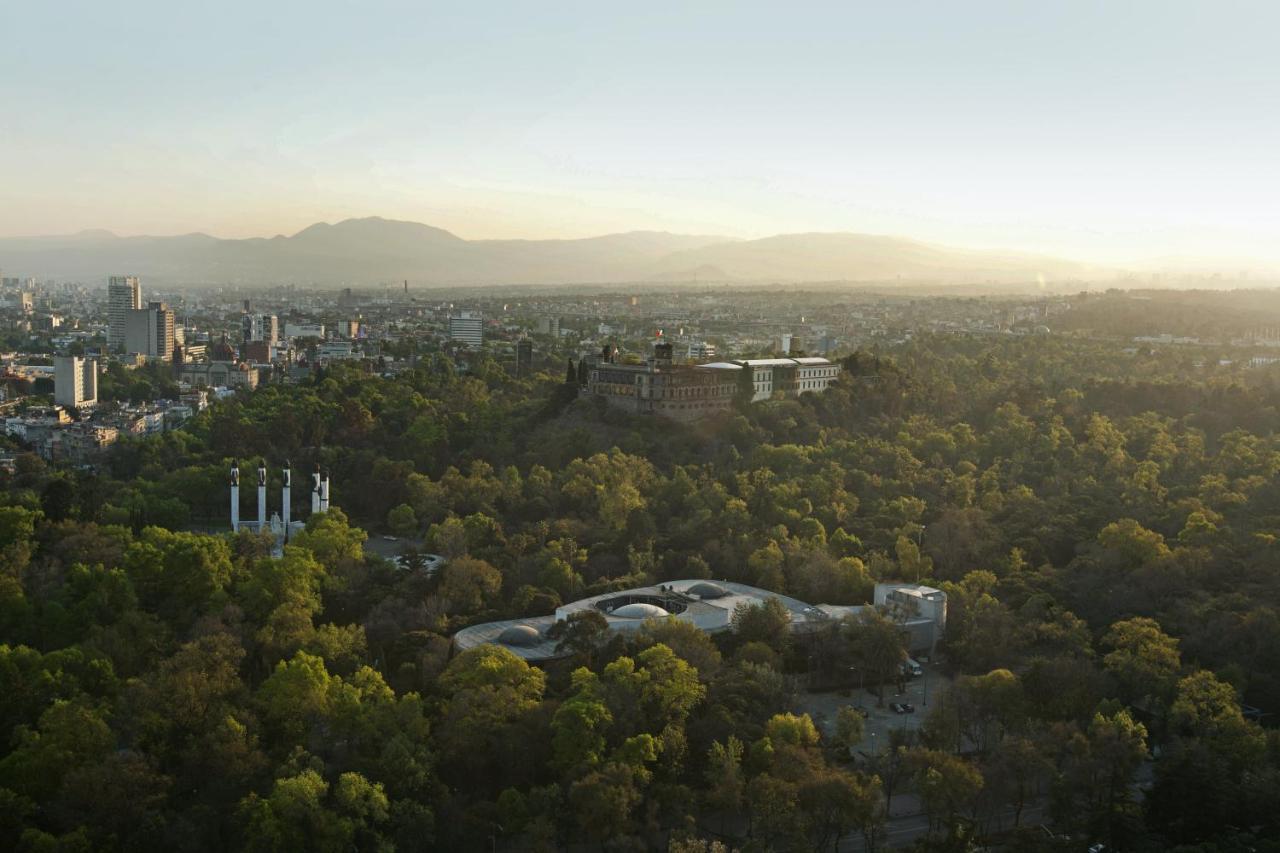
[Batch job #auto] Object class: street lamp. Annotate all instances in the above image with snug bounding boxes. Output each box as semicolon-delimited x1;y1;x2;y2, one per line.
849;665;864;694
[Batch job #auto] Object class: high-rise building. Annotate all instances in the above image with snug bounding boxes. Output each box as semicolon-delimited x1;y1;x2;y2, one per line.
449;311;484;348
54;356;97;408
108;276;142;351
125;301;175;359
516;338;533;377
242;313;279;345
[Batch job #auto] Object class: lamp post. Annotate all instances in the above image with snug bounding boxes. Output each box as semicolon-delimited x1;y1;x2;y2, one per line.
849;665;864;694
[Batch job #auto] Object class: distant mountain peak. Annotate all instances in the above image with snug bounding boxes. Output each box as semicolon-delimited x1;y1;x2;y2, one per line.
290;217;463;243
0;218;1101;286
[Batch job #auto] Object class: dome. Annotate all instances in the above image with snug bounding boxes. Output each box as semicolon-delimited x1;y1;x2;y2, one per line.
686;582;728;599
497;624;542;646
612;602;670;619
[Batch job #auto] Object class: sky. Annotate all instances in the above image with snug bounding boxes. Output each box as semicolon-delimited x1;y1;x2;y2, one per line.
2;1;1279;266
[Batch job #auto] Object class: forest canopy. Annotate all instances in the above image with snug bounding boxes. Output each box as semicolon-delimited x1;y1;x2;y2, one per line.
2;332;1280;851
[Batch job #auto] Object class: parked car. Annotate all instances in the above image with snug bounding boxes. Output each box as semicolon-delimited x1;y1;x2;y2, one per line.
901;702;915;713
889;703;908;714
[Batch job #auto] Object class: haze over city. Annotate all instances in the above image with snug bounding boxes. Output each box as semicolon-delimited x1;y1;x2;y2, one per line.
4;1;1279;270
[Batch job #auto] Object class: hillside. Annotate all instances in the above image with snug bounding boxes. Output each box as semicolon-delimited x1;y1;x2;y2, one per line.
0;217;1099;286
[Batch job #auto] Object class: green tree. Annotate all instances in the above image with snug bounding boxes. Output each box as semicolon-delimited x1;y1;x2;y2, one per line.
386;503;418;538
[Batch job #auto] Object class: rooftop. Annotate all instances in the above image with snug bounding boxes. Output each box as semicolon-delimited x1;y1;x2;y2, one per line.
453;579;837;662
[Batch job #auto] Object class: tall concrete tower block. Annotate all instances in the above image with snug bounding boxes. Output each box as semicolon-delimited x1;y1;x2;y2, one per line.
230;461;240;532
257;461;267;529
281;461;292;534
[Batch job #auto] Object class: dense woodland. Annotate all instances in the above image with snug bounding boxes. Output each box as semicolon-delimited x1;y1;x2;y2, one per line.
4;329;1280;851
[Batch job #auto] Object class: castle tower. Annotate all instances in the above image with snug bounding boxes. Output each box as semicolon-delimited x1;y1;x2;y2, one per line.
312;464;322;515
320;469;331;513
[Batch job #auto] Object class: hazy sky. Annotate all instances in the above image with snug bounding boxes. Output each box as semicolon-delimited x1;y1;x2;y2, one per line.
3;1;1279;265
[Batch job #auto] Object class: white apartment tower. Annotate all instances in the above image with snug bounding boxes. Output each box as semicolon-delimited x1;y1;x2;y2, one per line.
108;276;142;351
54;356;98;408
449;311;484;348
242;313;280;345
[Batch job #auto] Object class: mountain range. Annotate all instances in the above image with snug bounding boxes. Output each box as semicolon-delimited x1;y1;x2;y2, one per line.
0;217;1101;287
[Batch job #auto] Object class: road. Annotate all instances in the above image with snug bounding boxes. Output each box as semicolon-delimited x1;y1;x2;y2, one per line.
836;802;1050;851
363;535;422;560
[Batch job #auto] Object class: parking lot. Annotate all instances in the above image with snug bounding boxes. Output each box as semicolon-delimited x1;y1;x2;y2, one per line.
792;662;952;754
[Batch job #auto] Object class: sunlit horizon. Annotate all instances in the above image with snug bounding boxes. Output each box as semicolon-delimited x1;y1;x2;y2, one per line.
4;1;1280;269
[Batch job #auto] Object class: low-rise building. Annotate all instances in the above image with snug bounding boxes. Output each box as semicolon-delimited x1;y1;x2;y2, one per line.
54;423;119;462
455;578;947;664
179;361;259;390
701;356;842;402
454;580;829;662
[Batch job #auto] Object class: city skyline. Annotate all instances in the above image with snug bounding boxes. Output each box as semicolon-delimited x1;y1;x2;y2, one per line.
4;2;1279;267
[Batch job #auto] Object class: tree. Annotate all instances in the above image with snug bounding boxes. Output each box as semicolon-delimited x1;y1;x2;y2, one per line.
435;645;545;783
292;508;367;567
842;611;906;706
924;668;1025;755
637;617;722;680
731;597;792;655
551;668;612;774
1168;669;1264;768
633;643;706;727
238;769;352;853
569;762;643;845
832;706;865;756
985;735;1050;828
40;478;75;523
386;503;418;538
909;748;984;840
1102;616;1181;710
546;609;609;667
798;768;884;853
1083;709;1148;847
704;737;745;826
436;555;502;615
256;651;335;745
746;772;802;849
0;700;114;801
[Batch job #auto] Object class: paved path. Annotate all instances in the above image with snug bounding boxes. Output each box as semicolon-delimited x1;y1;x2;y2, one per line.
837;802;1050;851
